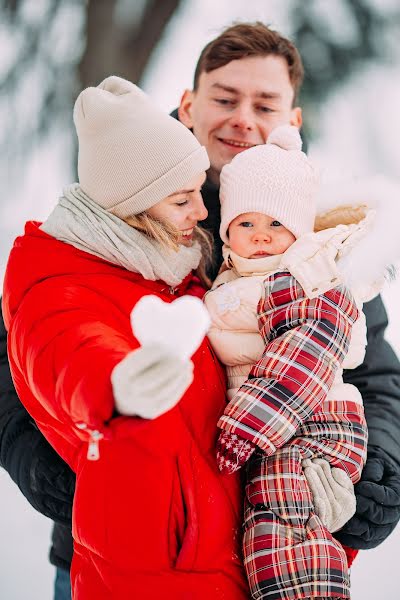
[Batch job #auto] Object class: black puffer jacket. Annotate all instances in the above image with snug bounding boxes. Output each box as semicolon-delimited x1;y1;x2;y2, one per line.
0;308;74;569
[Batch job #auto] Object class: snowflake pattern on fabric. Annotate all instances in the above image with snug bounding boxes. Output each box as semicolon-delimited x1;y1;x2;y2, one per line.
214;288;241;315
216;431;256;473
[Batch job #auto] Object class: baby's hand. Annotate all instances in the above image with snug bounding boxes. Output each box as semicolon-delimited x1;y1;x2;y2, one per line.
216;431;256;474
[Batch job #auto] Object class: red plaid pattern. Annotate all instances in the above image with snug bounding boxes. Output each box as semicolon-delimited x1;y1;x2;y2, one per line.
292;395;367;483
243;447;351;600
216;273;366;599
218;273;359;455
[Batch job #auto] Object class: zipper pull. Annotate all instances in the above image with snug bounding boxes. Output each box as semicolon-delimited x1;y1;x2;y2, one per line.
87;430;103;461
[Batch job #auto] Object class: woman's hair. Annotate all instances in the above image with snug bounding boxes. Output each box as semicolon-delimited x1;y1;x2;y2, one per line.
125;212;214;289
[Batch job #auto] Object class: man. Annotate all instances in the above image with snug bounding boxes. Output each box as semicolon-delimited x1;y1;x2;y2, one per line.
175;22;400;554
1;21;400;599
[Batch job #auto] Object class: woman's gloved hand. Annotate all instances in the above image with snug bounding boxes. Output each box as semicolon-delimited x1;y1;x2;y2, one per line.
111;344;194;419
112;294;211;419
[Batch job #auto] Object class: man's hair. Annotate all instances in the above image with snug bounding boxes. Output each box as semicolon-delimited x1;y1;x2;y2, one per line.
193;22;304;104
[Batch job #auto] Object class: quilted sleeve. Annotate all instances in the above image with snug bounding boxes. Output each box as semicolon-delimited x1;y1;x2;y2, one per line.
7;277;139;436
218;272;359;453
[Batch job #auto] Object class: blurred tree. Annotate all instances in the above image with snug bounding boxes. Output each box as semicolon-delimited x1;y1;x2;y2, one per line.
290;0;400;135
0;0;182;168
1;0;399;165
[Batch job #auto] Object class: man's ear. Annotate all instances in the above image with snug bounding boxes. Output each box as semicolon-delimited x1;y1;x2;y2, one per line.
178;89;195;129
290;107;302;129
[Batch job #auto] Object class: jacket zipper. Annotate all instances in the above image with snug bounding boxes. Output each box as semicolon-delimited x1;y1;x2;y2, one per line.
87;430;104;461
75;422;104;461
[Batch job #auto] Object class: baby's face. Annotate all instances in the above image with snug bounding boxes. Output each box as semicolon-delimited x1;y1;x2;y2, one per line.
228;212;296;259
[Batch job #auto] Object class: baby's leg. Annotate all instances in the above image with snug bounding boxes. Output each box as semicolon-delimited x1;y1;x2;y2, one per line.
243;446;350;600
293;384;368;484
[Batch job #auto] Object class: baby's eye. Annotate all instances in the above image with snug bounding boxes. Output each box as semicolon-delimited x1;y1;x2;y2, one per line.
239;221;253;228
176;199;189;206
271;220;282;227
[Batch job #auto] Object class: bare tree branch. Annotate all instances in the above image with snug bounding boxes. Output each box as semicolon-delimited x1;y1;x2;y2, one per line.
78;0;182;88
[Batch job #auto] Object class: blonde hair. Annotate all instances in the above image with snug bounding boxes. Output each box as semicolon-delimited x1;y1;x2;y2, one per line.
124;212;214;289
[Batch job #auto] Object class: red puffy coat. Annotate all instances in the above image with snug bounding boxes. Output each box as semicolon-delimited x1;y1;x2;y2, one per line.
2;222;249;600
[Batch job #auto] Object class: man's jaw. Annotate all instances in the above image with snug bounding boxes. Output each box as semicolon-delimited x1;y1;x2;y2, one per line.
208;137;262;183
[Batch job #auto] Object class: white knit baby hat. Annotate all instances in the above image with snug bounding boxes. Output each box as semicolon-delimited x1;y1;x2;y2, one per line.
73;76;210;218
219;125;319;243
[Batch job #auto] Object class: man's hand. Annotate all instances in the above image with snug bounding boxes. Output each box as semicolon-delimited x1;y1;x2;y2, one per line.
335;447;400;548
216;431;256;474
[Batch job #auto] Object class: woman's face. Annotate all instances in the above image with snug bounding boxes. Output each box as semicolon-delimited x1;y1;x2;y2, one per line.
147;172;208;245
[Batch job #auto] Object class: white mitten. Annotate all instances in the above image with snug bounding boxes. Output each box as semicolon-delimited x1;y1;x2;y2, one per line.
302;458;356;532
280;226;354;298
111;295;210;419
111;344;194;418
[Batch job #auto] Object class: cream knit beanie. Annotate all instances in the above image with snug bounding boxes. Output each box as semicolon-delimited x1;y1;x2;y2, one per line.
219;125;319;243
73;76;209;218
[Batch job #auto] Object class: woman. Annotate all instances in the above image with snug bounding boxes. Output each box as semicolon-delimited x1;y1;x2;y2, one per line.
2;76;249;599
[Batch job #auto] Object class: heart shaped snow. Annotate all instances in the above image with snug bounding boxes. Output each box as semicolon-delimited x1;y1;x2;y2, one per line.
131;295;211;360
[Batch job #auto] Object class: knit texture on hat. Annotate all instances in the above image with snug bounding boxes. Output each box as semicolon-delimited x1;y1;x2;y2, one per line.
219;125;319;243
73;76;209;218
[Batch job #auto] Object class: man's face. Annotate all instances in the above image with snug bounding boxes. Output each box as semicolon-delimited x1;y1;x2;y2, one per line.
179;55;302;183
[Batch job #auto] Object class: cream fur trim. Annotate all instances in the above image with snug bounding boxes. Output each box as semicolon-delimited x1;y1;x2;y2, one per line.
316;175;400;296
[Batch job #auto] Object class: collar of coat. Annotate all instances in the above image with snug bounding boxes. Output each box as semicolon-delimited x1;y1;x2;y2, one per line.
222;246;282;277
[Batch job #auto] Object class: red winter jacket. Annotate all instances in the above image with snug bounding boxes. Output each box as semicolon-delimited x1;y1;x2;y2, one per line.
2;222;249;600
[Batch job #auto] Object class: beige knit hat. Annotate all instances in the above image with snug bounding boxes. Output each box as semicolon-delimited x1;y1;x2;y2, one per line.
219;125;319;243
73;76;209;218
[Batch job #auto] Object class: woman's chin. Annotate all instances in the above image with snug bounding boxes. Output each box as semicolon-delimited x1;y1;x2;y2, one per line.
179;238;193;248
179;235;194;247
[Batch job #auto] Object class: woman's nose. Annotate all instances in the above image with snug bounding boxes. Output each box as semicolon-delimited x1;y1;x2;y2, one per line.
193;196;208;222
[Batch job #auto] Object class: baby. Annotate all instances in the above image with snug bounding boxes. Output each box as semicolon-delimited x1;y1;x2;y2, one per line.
204;125;368;600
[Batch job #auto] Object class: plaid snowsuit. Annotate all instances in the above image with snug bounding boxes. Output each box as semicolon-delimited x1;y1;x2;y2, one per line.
206;267;368;600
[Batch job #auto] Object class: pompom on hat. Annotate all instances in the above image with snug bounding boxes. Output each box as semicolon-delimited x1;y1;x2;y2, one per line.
73;76;209;218
219;125;319;243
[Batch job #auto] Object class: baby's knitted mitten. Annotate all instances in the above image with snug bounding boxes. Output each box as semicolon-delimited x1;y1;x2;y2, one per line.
216;431;256;474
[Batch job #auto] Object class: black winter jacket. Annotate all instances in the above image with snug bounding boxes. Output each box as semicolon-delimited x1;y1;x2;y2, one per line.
1;177;400;572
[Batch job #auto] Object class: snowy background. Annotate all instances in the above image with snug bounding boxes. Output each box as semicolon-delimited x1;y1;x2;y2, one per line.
1;1;400;598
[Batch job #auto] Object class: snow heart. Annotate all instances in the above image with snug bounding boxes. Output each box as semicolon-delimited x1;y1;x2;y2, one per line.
131;295;211;361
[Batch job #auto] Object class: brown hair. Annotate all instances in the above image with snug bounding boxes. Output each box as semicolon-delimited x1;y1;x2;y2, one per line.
125;212;214;289
193;22;304;104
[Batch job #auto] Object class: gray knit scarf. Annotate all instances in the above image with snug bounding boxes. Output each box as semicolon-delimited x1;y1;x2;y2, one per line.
40;184;202;287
